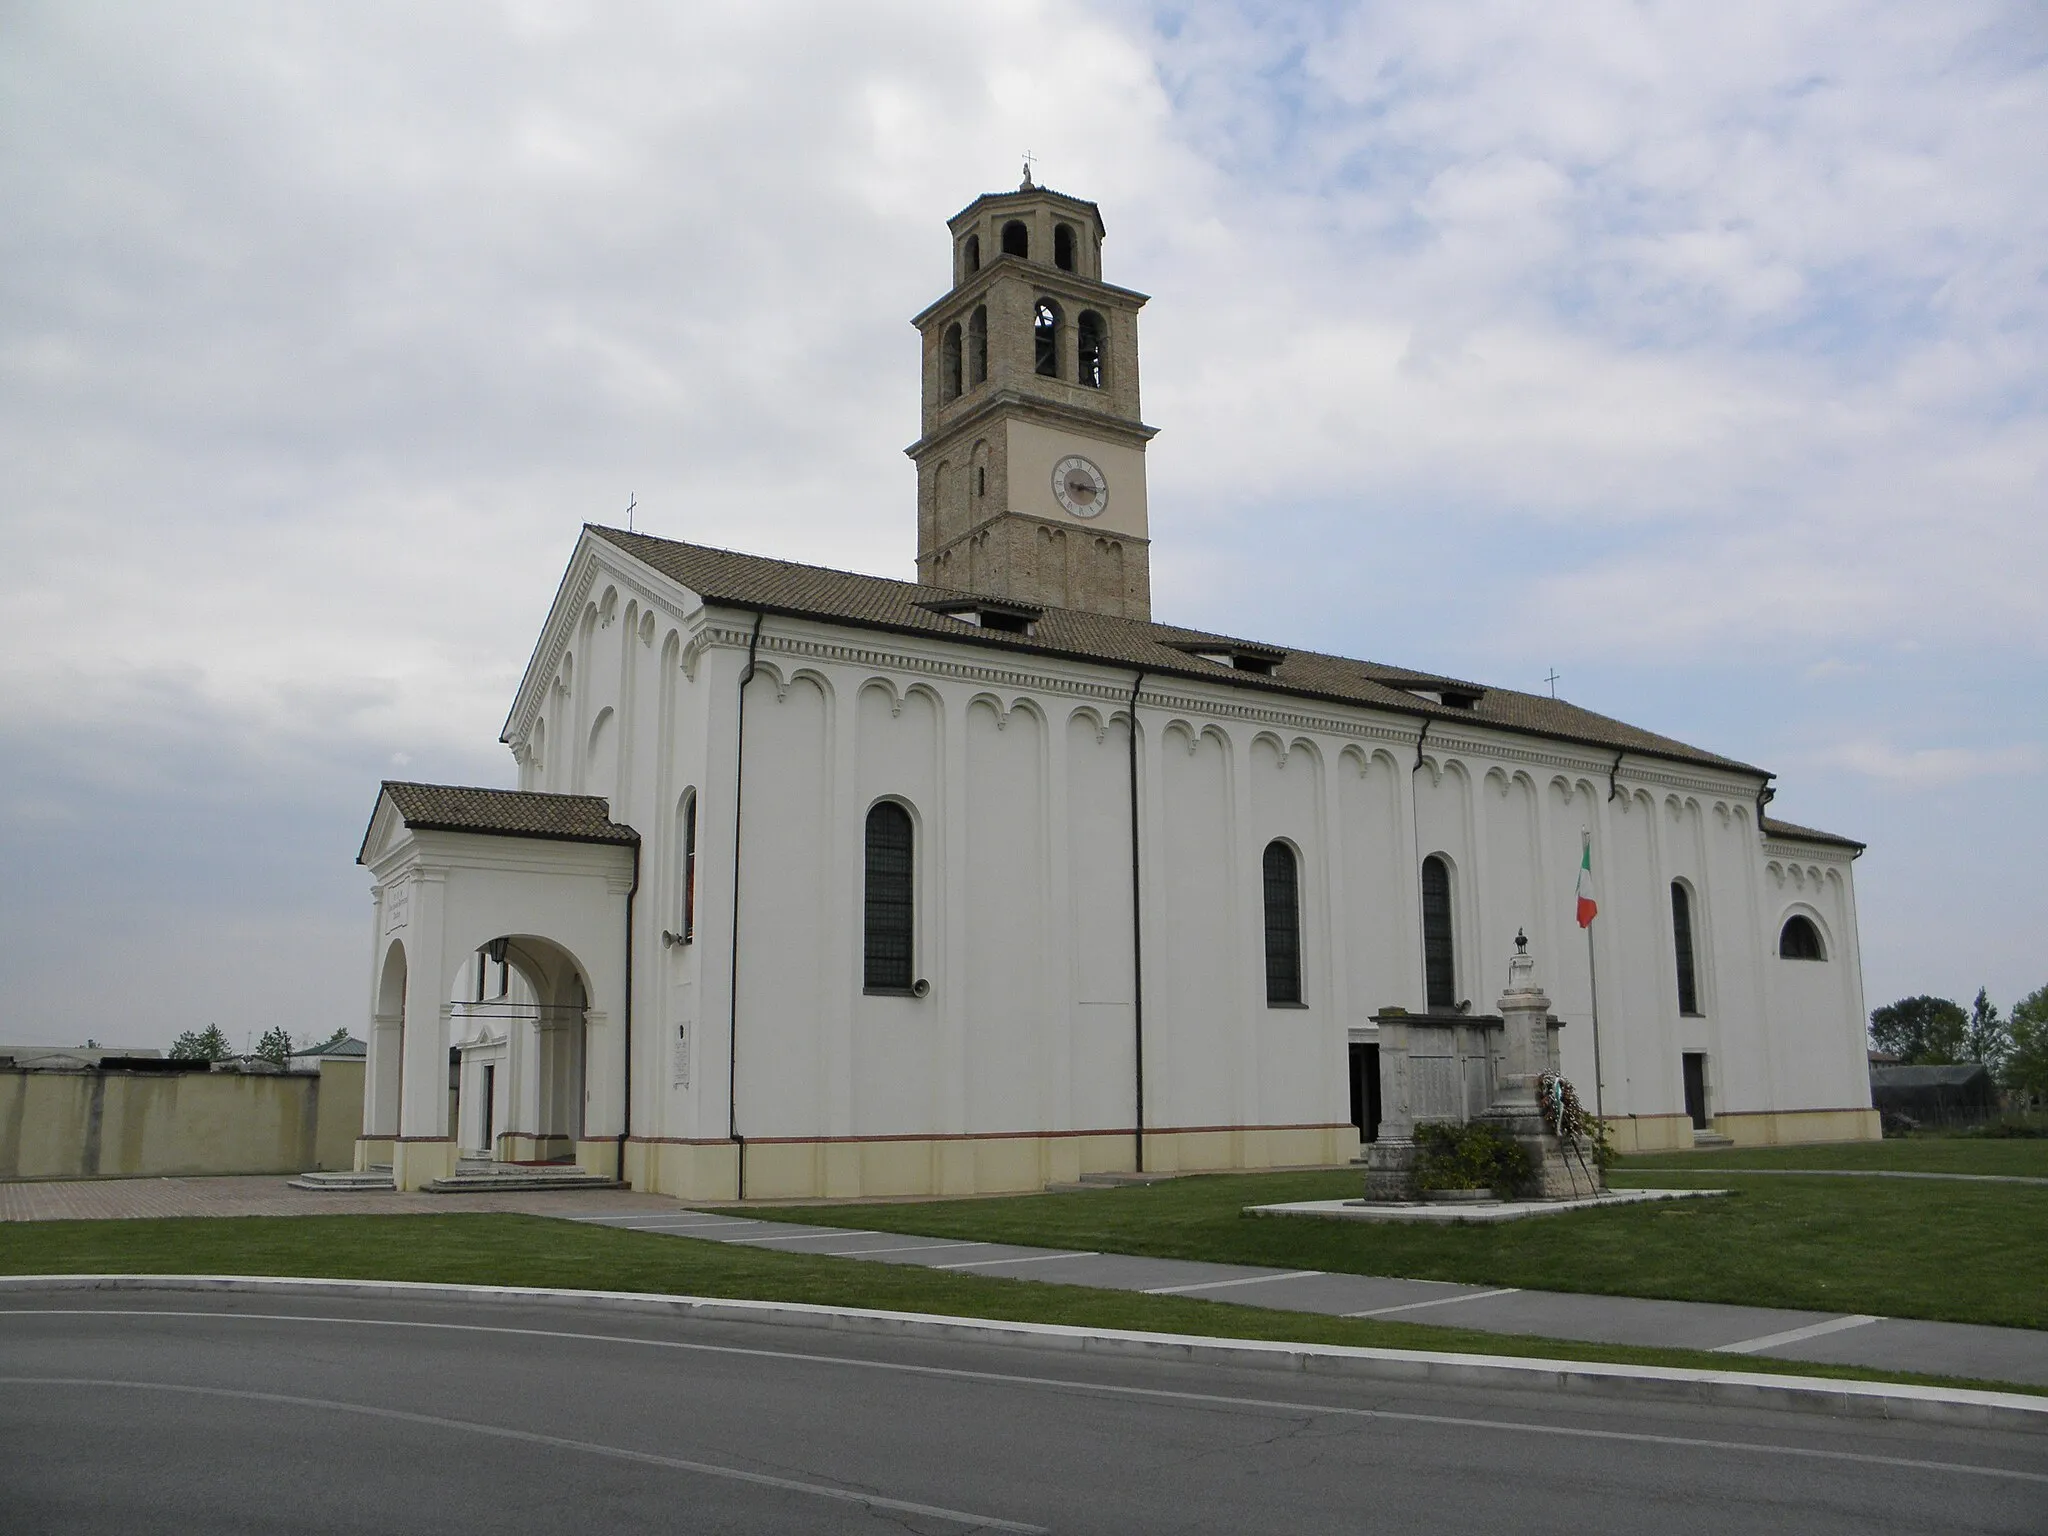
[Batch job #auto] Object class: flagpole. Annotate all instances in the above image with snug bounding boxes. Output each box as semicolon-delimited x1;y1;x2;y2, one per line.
1581;827;1607;1125
1587;920;1606;1126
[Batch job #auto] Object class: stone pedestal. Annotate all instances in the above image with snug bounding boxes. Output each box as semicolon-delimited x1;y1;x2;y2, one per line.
1478;941;1601;1199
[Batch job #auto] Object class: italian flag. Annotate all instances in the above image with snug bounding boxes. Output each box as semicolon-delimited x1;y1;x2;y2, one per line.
1575;833;1599;928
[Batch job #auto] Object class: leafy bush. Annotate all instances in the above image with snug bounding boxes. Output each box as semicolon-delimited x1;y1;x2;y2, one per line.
1412;1121;1536;1196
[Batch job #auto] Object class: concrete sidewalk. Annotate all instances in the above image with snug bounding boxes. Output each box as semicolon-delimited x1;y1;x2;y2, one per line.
570;1207;2048;1388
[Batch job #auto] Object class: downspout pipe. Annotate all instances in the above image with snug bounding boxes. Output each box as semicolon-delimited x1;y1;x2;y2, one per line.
615;839;640;1184
727;611;765;1200
1127;671;1146;1173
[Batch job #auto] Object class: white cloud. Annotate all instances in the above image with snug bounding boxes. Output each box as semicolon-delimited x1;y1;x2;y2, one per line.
1;0;2044;1037
1800;740;2046;787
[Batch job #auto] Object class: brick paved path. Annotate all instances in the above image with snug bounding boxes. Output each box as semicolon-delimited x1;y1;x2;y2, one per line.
0;1175;683;1223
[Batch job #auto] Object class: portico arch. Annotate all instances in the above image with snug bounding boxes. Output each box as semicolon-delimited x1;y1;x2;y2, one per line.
449;933;595;1164
359;782;639;1189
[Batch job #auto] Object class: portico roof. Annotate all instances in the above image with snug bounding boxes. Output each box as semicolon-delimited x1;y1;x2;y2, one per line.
358;781;639;864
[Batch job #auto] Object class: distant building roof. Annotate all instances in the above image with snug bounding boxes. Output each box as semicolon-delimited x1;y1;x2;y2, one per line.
1870;1063;1994;1089
362;782;639;863
291;1036;366;1062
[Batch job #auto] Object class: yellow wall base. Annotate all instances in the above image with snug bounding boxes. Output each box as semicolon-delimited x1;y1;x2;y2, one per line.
391;1138;456;1191
1711;1108;1882;1146
499;1133;575;1164
354;1136;395;1173
626;1124;1364;1202
1603;1115;1696;1155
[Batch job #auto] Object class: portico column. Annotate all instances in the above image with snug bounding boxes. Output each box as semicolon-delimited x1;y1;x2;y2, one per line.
392;869;457;1191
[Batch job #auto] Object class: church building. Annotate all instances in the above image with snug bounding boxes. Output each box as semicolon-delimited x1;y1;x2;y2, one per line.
357;176;1878;1197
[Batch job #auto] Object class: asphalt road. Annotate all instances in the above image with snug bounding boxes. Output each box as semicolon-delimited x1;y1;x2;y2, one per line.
1;1289;2042;1534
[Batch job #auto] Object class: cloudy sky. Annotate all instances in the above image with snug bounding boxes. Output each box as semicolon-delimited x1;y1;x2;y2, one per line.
3;1;2043;1052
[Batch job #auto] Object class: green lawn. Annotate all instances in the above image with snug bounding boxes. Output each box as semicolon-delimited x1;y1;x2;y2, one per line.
1622;1137;2048;1177
738;1164;2048;1330
0;1211;2032;1396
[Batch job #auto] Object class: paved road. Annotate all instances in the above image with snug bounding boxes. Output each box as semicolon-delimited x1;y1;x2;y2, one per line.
572;1209;2048;1387
1;1287;2041;1534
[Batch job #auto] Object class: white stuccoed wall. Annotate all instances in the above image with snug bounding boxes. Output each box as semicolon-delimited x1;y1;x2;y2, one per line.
464;532;1875;1197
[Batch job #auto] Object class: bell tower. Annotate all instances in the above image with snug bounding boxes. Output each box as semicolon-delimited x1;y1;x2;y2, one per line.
907;171;1156;620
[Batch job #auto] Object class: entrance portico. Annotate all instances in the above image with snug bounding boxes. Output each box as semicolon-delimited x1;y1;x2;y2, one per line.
357;783;638;1191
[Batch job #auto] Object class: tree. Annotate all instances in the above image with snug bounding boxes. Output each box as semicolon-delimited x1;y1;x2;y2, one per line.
2007;985;2048;1103
169;1024;233;1062
1869;995;1968;1064
253;1026;296;1067
1965;987;2011;1073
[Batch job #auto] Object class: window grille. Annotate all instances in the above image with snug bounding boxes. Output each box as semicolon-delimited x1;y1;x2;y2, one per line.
1263;841;1302;1006
1779;914;1825;960
864;801;915;991
1671;882;1700;1015
1421;855;1456;1010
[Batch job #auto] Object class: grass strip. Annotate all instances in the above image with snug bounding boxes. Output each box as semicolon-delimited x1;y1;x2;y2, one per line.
1621;1140;2048;1177
736;1167;2048;1330
0;1211;2036;1399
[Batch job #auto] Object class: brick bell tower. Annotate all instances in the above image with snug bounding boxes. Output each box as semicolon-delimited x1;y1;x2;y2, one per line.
907;168;1157;620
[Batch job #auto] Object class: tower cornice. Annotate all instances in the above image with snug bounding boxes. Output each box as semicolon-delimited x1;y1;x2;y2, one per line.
904;388;1159;461
910;255;1149;329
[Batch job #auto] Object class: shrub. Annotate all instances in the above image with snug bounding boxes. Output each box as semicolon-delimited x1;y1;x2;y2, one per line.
1412;1121;1536;1197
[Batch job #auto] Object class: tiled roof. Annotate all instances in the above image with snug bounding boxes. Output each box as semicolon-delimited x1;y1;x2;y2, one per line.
591;526;1768;777
371;781;639;856
1761;815;1865;851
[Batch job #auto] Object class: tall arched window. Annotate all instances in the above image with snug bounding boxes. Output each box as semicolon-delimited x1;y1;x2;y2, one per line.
1002;219;1029;258
1263;841;1302;1006
962;233;981;275
864;801;915;992
941;323;962;402
1034;298;1062;378
1077;311;1105;389
1421;855;1456;1011
1779;914;1825;961
1054;222;1076;270
677;789;698;943
1671;881;1699;1015
967;305;987;386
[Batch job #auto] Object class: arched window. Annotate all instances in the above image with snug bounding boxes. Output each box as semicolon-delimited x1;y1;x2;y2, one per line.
941;323;962;402
1263;841;1302;1006
1054;222;1075;271
1077;311;1105;389
1421;855;1456;1010
962;233;980;275
1671;881;1700;1015
1002;219;1029;258
678;789;698;943
967;306;987;386
1034;298;1062;378
1779;914;1825;961
864;801;915;992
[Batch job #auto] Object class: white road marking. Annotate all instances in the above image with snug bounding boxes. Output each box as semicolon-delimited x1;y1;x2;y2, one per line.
1143;1270;1323;1296
3;1376;1046;1532
586;1219;757;1233
723;1230;889;1246
1344;1287;1521;1318
813;1241;993;1257
7;1310;2040;1486
932;1251;1097;1270
1714;1315;1885;1355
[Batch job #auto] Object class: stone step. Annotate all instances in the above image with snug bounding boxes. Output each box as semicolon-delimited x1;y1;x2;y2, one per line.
1692;1130;1735;1148
289;1170;397;1191
1043;1170;1182;1193
423;1168;621;1193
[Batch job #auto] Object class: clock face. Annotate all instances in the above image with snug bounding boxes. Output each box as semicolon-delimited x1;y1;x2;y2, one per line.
1052;455;1108;518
